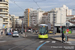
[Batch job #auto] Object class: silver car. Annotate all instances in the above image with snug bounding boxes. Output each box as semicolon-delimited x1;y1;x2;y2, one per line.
12;31;19;37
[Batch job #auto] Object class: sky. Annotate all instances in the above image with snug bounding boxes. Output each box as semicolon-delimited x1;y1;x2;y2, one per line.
9;0;75;16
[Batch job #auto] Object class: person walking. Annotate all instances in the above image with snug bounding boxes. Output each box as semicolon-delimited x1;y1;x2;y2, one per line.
62;30;65;43
36;30;38;34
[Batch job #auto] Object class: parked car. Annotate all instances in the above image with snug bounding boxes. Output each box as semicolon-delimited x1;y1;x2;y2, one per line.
6;32;12;35
48;30;53;34
27;29;31;32
12;31;19;37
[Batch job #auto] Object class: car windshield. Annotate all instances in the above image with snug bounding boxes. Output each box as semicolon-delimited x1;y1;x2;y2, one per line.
13;32;18;34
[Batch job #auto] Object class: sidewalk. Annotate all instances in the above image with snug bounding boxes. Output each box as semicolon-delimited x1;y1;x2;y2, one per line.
20;32;28;37
49;33;75;44
0;34;6;38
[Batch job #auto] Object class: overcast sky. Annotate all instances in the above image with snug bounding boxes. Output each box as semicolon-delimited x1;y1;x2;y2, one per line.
9;0;75;16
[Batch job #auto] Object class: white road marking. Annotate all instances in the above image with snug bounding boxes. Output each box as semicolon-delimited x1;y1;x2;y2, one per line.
46;41;50;43
0;41;6;43
39;40;44;43
52;41;56;43
64;41;72;44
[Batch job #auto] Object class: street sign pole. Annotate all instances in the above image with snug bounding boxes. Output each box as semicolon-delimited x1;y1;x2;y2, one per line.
66;23;69;41
22;19;23;34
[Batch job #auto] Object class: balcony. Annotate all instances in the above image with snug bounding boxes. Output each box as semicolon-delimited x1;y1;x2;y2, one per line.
0;11;8;14
3;16;8;18
0;1;8;4
0;15;8;17
3;21;8;23
0;6;8;9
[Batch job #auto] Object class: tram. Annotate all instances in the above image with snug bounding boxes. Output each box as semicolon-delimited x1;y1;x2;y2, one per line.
38;24;48;38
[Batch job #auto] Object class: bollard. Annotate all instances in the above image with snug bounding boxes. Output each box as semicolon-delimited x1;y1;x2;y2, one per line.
67;36;68;41
65;36;68;41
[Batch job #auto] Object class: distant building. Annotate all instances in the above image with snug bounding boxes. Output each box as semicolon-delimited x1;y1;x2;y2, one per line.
24;8;32;27
24;8;45;27
48;5;72;26
10;15;21;29
47;5;72;33
41;12;48;24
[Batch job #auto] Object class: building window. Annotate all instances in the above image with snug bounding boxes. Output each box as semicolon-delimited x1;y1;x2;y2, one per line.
0;0;5;2
0;0;2;1
0;9;2;12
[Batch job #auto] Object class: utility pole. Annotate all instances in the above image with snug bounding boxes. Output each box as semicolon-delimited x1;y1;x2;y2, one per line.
25;24;27;37
22;18;23;34
16;18;17;29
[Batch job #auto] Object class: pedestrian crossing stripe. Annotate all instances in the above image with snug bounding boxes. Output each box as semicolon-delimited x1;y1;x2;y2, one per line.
52;41;56;43
39;40;44;43
39;41;56;43
46;41;50;43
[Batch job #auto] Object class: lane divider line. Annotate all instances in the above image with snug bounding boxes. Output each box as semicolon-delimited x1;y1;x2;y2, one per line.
36;42;46;50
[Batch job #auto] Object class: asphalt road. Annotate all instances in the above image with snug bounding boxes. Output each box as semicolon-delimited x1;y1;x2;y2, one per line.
0;32;75;50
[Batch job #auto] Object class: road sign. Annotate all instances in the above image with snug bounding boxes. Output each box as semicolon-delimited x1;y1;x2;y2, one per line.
66;29;69;32
3;24;6;28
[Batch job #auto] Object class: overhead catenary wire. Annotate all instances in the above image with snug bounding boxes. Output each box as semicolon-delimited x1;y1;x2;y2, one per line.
33;0;41;9
10;0;24;11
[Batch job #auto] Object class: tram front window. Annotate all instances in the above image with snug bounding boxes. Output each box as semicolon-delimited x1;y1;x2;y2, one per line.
39;27;47;35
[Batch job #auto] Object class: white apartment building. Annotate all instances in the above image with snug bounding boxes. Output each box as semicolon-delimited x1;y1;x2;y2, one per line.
48;5;72;26
47;5;72;33
29;9;45;27
0;0;10;28
0;16;3;29
24;8;45;27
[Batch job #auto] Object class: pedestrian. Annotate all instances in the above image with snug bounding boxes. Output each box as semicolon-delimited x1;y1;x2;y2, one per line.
1;31;3;35
31;29;32;33
62;30;65;43
36;30;38;34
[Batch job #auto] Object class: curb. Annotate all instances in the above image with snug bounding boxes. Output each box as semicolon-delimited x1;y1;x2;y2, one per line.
50;37;62;42
50;37;72;44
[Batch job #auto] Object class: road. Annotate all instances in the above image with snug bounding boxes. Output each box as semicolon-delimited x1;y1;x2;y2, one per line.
0;32;75;50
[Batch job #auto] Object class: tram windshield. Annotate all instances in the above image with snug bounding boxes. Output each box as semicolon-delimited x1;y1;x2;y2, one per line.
39;26;47;34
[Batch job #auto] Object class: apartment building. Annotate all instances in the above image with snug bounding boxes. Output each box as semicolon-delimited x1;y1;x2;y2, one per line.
24;8;45;27
48;5;72;26
41;12;48;24
29;9;44;27
24;8;33;27
10;15;21;29
0;16;3;29
14;16;19;28
47;5;72;33
0;0;10;28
